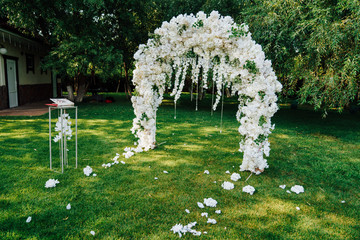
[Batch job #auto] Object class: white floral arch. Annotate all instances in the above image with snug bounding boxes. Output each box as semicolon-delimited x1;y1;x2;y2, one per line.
126;11;282;174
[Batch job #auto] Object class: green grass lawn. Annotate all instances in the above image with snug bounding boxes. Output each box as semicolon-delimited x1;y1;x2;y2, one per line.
0;93;359;239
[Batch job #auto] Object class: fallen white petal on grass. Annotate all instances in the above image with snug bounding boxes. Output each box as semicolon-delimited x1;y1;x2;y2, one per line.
26;216;32;223
154;177;158;180
121;161;126;164
296;207;300;211
90;230;95;236
204;198;217;207
201;212;208;217
242;185;256;195
197;202;205;208
215;210;221;214
83;166;93;176
225;170;230;174
291;185;305;194
191;231;201;236
123;151;134;159
213;181;217;183
185;209;190;214
163;171;169;174
279;185;286;189
221;181;234;190
207;218;217;224
204;170;210;174
93;173;97;177
171;224;183;237
203;231;207;234
230;173;241;181
45;179;60;188
66;203;71;210
171;222;200;238
341;200;346;203
286;190;291;194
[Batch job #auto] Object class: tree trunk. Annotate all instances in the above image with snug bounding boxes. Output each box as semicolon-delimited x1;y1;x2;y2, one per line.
67;85;75;102
75;73;89;103
116;67;123;93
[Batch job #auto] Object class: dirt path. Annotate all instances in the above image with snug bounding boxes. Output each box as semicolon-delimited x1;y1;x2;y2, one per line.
0;101;51;116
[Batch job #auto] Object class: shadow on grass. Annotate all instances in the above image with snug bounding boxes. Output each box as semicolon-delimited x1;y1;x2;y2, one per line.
0;93;359;239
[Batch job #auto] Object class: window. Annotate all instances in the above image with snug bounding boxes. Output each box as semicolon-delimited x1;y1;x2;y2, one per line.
26;54;35;74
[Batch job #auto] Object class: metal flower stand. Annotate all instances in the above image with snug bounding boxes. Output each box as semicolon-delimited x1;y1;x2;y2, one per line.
49;106;78;173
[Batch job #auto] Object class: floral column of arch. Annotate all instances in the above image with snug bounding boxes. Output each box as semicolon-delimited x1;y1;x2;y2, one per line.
127;11;282;174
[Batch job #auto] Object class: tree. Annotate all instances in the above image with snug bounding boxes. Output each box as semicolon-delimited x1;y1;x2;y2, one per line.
243;0;360;114
1;0;123;102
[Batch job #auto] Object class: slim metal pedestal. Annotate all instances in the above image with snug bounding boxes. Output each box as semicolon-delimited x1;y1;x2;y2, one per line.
49;106;78;173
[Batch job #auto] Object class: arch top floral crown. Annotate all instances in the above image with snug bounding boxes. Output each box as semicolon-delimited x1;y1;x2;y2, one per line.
125;11;282;174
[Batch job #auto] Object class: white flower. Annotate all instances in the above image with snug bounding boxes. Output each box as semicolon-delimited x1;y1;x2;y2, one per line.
296;207;300;211
163;171;169;174
90;230;95;236
83;166;93;176
197;202;205;208
171;222;199;237
45;179;60;188
129;11;281;174
123;151;134;159
171;224;183;237
279;185;286;189
201;212;208;217
207;218;217;224
26;216;32;223
185;209;190;214
230;173;241;181
204;170;209;174
204;198;217;207
291;185;304;194
66;203;71;210
221;181;234;190
215;210;221;214
242;185;256;195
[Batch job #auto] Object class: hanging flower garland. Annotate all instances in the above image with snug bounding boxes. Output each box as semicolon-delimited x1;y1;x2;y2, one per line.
128;11;282;174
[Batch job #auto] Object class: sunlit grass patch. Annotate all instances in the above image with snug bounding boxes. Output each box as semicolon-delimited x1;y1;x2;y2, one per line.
0;93;359;239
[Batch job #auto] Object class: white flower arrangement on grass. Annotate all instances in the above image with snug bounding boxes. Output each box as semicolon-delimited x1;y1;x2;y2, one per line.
45;179;60;188
230;173;241;181
291;185;305;194
126;10;281;174
242;185;256;195
171;222;201;237
207;218;217;224
203;198;217;207
83;166;93;176
221;181;234;190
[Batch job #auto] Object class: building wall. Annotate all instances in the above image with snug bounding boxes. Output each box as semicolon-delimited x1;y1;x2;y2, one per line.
0;34;53;109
